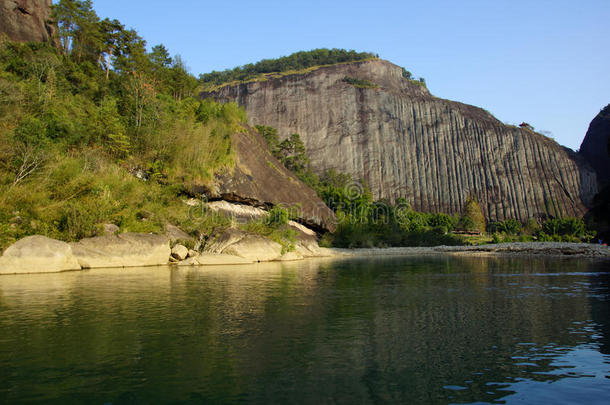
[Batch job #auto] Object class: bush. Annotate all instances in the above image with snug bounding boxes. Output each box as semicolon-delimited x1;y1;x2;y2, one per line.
264;206;290;228
458;197;486;233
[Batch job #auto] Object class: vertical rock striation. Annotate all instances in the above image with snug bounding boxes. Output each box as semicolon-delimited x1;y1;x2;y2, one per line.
203;59;597;221
0;0;59;46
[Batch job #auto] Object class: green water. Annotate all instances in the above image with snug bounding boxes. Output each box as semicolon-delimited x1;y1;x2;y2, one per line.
0;256;609;404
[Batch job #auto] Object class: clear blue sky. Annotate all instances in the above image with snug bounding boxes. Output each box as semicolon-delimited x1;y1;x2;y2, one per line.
87;0;609;150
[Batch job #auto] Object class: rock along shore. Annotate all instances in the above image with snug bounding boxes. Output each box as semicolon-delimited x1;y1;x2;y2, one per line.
331;242;610;259
1;236;608;275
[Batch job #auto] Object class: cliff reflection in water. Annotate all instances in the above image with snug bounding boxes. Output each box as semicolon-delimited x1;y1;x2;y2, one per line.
0;256;608;404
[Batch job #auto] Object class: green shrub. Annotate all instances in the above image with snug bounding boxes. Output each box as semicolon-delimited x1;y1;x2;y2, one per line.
342;76;378;89
264;206;290;228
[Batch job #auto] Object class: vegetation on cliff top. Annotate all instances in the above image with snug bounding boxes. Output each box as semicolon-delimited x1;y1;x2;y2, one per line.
200;48;378;89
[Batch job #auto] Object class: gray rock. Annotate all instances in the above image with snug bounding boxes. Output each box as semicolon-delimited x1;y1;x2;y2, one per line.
165;224;193;244
187;249;199;258
70;233;170;269
178;253;254;266
223;235;283;262
103;223;120;235
204;59;597;222
0;235;81;274
171;244;189;261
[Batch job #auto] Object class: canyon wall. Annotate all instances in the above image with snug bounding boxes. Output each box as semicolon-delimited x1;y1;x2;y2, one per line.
203;59;597;221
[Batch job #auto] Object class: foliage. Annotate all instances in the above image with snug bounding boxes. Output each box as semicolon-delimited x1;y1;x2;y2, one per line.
264;206;290;228
457;197;486;233
342;76;378;89
487;219;522;235
200;48;377;86
0;4;249;250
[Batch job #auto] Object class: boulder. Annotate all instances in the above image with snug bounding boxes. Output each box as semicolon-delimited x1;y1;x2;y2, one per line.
171;244;189;261
223;235;284;262
70;233;170;269
178;253;254;266
204;228;283;262
204;228;249;254
103;223;120;235
165;224;193;244
187;249;199;258
0;235;81;274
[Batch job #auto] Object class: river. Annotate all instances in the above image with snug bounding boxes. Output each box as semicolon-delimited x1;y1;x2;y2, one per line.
1;255;609;404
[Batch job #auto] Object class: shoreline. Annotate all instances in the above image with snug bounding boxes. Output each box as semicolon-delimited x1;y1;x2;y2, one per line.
1;241;608;276
330;242;610;260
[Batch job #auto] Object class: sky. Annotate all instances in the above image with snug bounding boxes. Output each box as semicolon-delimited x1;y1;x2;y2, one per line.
85;0;609;150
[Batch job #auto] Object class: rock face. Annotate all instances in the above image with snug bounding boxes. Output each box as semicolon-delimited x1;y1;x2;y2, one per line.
0;235;81;274
580;104;610;187
70;233;170;269
197;128;336;232
0;0;59;45
203;59;598;221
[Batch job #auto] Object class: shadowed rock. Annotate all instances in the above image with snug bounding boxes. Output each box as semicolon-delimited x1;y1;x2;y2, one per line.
580;104;610;187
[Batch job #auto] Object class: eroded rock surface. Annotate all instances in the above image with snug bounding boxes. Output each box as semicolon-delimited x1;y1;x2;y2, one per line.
204;59;597;221
0;235;81;274
196;128;336;232
70;233;170;269
0;0;59;45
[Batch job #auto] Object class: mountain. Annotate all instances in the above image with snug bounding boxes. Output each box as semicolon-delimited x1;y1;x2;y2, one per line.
581;104;610;242
580;104;610;187
202;58;598;221
0;0;59;46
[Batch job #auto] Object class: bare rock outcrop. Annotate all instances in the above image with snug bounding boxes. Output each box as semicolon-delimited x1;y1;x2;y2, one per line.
0;0;59;46
580;104;610;187
195;128;336;232
203;59;597;222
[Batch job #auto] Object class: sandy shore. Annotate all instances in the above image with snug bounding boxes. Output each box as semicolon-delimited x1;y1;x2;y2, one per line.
329;242;610;259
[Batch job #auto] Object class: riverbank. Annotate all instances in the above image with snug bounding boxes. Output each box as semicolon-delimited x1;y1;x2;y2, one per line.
331;242;610;259
2;234;608;275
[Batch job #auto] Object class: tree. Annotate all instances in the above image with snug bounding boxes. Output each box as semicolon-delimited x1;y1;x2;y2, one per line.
149;44;173;68
458;196;486;233
256;125;280;153
53;0;102;61
99;18;124;79
275;133;309;174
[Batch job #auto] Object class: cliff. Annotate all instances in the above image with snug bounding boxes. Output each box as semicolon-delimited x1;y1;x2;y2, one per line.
194;128;336;233
202;59;598;221
0;0;58;46
580;104;610;187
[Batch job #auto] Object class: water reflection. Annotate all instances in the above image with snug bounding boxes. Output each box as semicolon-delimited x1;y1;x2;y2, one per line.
0;256;608;404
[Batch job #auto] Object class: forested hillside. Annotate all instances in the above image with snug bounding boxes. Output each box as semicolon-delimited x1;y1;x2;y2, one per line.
0;0;243;249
